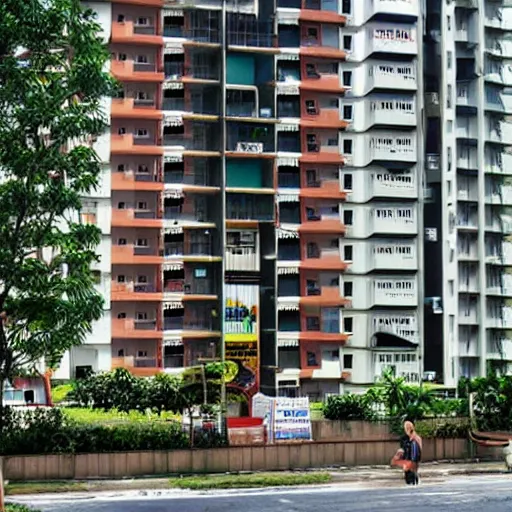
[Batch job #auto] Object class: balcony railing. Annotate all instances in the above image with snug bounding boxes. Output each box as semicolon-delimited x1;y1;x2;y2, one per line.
226;133;274;153
226;194;274;221
164;279;215;295
164;62;184;79
165;170;208;186
278;172;300;188
162;98;185;111
225;245;259;271
134;319;158;330
226;102;257;118
164;355;185;368
163;134;221;152
163;317;217;331
227;28;273;48
277;138;301;153
134;209;157;219
164;241;213;256
133;62;157;73
133;246;156;256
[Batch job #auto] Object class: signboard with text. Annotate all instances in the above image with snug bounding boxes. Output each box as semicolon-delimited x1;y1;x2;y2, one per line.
269;397;312;443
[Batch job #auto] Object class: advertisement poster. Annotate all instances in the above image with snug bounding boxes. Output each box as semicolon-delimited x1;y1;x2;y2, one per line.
270;397;312;442
225;284;259;394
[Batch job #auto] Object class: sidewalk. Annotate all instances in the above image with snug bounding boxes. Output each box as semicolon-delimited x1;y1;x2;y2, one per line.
327;460;507;483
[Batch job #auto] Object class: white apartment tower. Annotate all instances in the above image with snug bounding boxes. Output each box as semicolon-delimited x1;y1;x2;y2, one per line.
424;0;512;385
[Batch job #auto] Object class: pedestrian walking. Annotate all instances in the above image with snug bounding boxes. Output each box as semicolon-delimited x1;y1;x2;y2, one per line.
390;420;422;485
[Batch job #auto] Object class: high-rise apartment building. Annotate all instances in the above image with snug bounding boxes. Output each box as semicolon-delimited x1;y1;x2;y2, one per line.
56;0;427;400
424;0;512;386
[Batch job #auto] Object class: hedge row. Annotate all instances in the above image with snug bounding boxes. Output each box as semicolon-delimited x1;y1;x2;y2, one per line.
0;408;189;456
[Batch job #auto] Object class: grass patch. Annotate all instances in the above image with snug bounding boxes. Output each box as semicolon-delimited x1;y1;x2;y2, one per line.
51;384;73;404
62;407;180;424
6;481;88;496
169;472;332;490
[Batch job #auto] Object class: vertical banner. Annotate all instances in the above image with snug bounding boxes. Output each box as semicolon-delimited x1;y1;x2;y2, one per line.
224;284;259;395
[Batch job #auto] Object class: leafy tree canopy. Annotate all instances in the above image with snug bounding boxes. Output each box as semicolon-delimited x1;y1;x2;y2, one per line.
0;0;116;385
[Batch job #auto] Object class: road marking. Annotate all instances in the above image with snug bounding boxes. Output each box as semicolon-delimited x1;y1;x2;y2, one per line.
279;499;292;503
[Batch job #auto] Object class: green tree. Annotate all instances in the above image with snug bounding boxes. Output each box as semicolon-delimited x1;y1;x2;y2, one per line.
0;0;115;407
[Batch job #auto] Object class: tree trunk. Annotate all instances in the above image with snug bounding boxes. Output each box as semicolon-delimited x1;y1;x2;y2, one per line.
201;364;207;405
188;407;194;448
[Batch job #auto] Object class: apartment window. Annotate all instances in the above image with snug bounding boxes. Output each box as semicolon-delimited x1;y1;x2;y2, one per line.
341;0;352;15
343;105;353;121
343;35;353;52
447;51;452;69
305;63;319;78
117;164;125;172
137;17;150;26
136;238;148;247
327;138;338;146
137;201;148;210
117;14;125;23
343;281;353;297
117;201;126;209
344;317;353;333
136;55;148;64
307;351;318;366
343;174;353;191
449;280;454;297
447;84;452;109
118;53;127;61
330;238;339;248
117;312;126;319
137;350;148;358
136;129;149;138
447;15;451;31
342;71;352;87
343;210;353;225
305;99;317;115
344;245;353;261
343;139;353;155
138;275;148;283
118;127;126;135
118;238;127;245
447;147;453;172
136;312;148;320
117;275;126;283
343;354;353;370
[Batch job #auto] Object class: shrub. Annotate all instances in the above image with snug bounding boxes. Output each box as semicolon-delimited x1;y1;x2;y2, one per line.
51;384;73;404
323;394;375;421
6;506;41;512
0;407;188;456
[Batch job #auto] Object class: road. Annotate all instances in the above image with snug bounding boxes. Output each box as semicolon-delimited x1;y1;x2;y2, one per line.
11;475;512;512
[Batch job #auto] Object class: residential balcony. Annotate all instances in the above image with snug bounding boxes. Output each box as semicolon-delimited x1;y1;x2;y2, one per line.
300;207;345;234
364;60;417;93
301;244;347;271
111;244;162;265
300;285;348;307
163;277;217;299
111;21;163;46
300;106;347;129
370;0;419;18
300;0;347;24
111;282;162;302
456;82;478;109
300;170;345;200
226;15;274;49
226;245;259;272
226;193;275;222
164;169;220;191
163;125;221;154
111;134;163;156
163;315;221;338
111;60;164;83
111;356;161;377
111;317;161;339
162;91;221;117
300;132;344;164
111;169;163;192
111;207;162;228
111;98;162;121
373;279;418;307
226;123;276;157
164;240;217;260
372;314;419;345
163;195;215;225
300;32;346;60
299;314;348;343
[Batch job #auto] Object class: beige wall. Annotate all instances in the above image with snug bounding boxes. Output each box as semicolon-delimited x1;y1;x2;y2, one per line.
2;438;501;481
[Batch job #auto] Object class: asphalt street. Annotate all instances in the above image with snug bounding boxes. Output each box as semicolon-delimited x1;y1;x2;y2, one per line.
11;475;512;512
